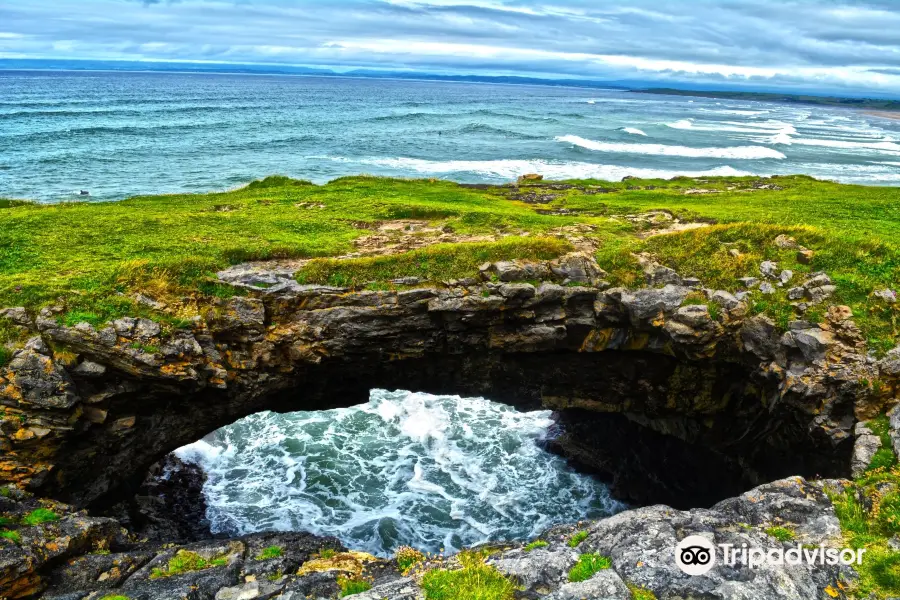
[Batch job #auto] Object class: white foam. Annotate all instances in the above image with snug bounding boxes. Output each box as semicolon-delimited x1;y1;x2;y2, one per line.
178;390;626;557
349;156;755;180
621;127;647;136
771;136;900;153
669;119;796;135
556;134;785;160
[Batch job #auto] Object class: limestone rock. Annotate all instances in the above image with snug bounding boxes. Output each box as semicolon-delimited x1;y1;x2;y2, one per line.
851;422;882;478
774;234;799;249
875;288;897;304
759;282;775;295
759;261;779;279
545;570;630;600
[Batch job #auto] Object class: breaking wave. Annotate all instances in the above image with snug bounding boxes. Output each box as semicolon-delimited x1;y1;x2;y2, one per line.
177;390;625;557
556;134;785;160
339;156;755;180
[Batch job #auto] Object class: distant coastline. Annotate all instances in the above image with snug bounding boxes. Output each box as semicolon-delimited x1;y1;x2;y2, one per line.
638;87;900;111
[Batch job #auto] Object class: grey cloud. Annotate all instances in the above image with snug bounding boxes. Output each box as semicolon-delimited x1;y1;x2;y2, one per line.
2;0;900;93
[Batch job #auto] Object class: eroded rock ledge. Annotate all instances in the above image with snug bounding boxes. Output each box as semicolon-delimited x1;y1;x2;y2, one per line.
0;252;893;511
0;476;856;599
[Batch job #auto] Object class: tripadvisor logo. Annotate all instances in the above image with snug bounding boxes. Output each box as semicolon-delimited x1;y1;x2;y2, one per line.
675;535;866;576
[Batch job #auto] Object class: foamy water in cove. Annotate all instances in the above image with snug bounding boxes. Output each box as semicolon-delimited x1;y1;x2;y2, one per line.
3;69;900;202
175;390;624;557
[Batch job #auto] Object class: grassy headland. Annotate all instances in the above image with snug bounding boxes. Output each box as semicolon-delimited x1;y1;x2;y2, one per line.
0;173;899;356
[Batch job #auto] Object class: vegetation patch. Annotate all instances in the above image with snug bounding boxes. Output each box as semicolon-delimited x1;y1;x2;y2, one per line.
567;553;611;583
395;545;426;573
22;508;59;525
337;574;373;597
567;530;588;548
627;583;658;600
765;526;795;542
149;550;228;579
524;540;548;552
256;545;283;560
421;549;517;600
0;530;21;544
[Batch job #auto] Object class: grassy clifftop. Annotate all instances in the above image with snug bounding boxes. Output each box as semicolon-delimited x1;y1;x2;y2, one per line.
1;173;899;356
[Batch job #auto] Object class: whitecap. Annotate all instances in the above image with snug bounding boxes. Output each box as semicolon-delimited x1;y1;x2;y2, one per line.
556;134;785;160
346;156;755;180
621;127;647;136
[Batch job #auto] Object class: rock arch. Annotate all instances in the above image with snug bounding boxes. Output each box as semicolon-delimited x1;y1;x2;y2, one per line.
0;255;883;509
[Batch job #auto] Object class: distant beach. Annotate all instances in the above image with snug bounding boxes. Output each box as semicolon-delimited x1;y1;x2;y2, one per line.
864;110;900;121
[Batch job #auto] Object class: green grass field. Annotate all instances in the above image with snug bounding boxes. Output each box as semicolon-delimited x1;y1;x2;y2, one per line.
1;173;899;357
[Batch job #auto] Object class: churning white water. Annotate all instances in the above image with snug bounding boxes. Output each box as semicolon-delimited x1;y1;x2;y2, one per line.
176;389;624;556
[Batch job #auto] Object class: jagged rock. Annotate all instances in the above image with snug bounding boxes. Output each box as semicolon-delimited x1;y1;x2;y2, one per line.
741;315;779;360
760;261;779;279
774;234;799;249
482;260;551;283
790;328;836;361
852;422;882;478
550;252;607;286
390;276;421;286
738;277;759;288
759;282;775;295
73;361;106;378
709;290;741;310
779;269;793;284
0;307;30;327
545;570;630;599
133;293;167;311
874;289;897;304
681;277;701;288
619;285;690;326
645;265;682;287
787;287;805;300
797;249;814;264
6;346;79;409
803;272;832;289
807;285;836;304
889;404;900;458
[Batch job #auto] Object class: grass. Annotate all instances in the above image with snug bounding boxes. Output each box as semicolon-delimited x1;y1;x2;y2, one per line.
568;530;588;548
567;553;612;583
316;548;338;559
21;508;58;525
828;414;900;598
149;550;228;579
422;549;517;600
99;596;130;600
0;174;899;354
256;545;283;560
524;540;548;552
0;530;20;543
338;575;373;597
765;526;795;542
296;237;570;288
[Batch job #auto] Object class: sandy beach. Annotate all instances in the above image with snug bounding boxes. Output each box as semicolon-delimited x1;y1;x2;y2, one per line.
864;110;900;121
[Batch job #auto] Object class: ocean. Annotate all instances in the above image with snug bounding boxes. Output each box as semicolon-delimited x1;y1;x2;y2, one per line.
2;69;900;202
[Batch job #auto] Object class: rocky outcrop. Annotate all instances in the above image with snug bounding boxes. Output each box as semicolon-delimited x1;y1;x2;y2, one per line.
0;252;889;511
1;476;855;599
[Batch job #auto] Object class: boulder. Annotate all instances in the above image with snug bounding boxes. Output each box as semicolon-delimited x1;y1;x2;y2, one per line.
851;422;882;478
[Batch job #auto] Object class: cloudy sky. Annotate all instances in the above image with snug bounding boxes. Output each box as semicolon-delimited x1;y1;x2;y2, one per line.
3;0;900;95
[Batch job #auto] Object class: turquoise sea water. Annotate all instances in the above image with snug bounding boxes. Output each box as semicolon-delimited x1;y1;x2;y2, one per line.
2;70;900;202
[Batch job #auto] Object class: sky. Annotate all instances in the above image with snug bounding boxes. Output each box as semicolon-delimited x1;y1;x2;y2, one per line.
3;0;900;95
